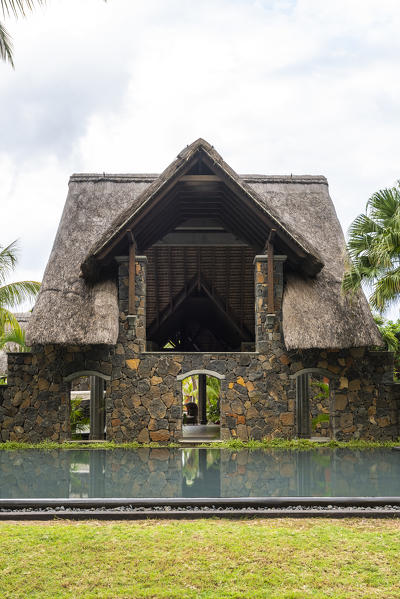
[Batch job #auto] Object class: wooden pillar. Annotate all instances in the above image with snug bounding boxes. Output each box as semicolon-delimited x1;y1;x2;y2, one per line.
90;376;105;440
198;374;207;425
267;241;274;314
296;373;310;438
128;240;136;315
264;229;276;314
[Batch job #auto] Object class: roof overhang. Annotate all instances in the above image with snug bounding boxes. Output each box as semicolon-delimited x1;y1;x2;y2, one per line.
81;139;324;280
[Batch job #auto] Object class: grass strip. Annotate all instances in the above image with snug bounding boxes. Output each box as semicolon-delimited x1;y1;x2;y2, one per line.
0;519;399;598
0;438;399;451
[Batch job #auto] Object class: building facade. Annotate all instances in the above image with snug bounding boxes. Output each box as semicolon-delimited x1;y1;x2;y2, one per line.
1;139;399;442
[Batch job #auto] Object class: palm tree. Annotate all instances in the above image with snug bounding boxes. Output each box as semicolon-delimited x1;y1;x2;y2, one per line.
0;240;40;349
342;185;400;313
0;320;29;351
0;0;45;67
1;0;106;67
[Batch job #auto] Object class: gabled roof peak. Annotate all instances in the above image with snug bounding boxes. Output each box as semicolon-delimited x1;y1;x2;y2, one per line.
177;138;214;158
80;139;324;279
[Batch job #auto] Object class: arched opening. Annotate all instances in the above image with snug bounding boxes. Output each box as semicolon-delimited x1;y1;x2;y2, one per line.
65;371;109;440
179;370;223;440
69;375;90;440
293;368;335;440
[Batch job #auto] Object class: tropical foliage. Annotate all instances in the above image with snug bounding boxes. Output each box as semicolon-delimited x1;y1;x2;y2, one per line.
70;397;90;439
206;376;220;423
0;0;45;67
342;185;400;313
182;375;221;424
1;0;106;67
373;315;400;379
0;240;40;350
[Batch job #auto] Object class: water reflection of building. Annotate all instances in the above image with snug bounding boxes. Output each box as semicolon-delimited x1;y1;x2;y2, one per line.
1;449;400;499
182;449;221;497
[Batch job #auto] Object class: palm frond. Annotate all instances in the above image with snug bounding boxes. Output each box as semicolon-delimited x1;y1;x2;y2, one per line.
342;267;362;294
1;0;45;19
344;185;400;313
0;280;40;309
373;314;400;352
0;20;13;66
0;305;19;336
0;321;29;351
0;241;19;284
369;267;400;312
367;187;400;224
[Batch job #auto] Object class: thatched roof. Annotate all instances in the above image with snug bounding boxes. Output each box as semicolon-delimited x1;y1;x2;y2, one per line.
247;179;382;349
26;176;153;346
26;139;382;349
83;139;323;278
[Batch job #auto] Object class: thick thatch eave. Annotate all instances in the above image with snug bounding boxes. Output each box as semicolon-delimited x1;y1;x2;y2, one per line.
247;178;383;349
81;139;324;278
26;177;151;346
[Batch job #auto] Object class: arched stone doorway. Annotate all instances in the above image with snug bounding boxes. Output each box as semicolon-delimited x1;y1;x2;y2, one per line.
64;370;110;440
291;368;339;439
177;369;225;441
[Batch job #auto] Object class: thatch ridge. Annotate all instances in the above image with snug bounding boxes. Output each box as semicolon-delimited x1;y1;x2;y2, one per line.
70;173;328;185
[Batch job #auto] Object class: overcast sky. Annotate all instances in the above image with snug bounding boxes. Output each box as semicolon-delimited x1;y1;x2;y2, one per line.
1;0;400;315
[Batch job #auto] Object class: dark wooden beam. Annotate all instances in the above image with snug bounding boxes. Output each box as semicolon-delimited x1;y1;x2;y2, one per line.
200;277;252;341
148;275;199;336
201;153;323;276
168;247;173;311
198;374;207;425
197;249;201;291
180;175;221;183
240;248;245;327
225;248;230;312
266;229;276;314
154;247;160;328
128;236;136;315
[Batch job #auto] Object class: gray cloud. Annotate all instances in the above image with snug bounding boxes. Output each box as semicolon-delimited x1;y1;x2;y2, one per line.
1;0;400;318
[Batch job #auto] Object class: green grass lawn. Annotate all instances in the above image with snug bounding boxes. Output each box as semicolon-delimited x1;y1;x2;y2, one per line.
1;519;399;598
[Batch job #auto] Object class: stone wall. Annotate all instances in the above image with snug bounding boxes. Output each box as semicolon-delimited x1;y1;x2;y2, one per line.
0;251;399;443
0;345;113;442
105;253;400;442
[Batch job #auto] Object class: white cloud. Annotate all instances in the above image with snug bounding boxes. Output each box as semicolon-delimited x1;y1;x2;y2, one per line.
1;0;400;316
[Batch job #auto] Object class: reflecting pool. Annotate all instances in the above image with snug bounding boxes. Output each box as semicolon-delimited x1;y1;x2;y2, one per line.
0;448;399;499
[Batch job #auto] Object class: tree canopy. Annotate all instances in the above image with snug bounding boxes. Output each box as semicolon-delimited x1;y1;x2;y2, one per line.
0;0;45;67
342;185;400;313
0;240;40;350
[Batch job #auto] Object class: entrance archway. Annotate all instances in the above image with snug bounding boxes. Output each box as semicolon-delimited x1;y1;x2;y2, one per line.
64;370;110;440
178;370;225;440
291;368;338;439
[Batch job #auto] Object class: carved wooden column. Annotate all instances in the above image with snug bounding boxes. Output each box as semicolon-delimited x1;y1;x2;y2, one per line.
198;374;207;425
90;375;105;440
296;373;311;438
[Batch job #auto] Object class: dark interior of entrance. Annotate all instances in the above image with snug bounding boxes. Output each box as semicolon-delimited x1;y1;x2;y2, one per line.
142;162;262;351
146;244;256;351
